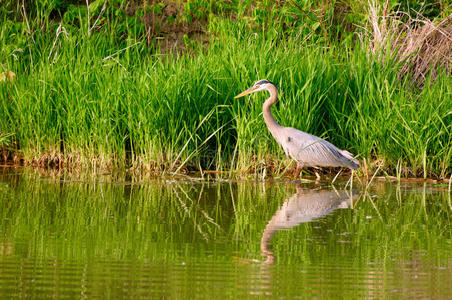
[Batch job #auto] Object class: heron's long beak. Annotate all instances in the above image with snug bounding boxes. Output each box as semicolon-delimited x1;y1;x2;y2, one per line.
234;86;258;98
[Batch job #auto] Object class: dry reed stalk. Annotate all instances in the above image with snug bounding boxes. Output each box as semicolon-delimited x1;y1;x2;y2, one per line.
366;1;451;87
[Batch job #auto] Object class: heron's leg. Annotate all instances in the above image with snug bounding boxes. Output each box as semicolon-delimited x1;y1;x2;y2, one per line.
294;164;303;178
314;170;321;180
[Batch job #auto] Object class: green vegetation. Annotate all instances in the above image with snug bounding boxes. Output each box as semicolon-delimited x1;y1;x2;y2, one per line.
0;170;451;299
1;170;451;264
0;1;451;178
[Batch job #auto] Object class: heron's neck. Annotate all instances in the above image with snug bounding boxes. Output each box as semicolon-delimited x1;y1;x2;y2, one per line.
263;85;282;135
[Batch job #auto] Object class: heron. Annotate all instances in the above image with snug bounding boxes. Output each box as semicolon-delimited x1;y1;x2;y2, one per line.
234;79;359;178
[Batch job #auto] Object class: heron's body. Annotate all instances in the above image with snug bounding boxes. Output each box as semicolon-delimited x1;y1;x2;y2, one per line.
274;127;359;169
235;80;359;176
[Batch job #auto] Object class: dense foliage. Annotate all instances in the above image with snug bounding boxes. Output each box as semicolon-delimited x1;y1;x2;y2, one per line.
0;1;451;178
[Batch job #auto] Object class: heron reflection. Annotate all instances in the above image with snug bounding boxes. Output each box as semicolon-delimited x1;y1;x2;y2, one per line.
261;187;358;264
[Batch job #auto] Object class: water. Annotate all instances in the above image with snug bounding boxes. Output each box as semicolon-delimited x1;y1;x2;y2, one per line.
0;168;451;298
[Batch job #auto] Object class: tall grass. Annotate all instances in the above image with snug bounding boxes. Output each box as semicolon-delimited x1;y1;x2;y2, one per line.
0;8;450;178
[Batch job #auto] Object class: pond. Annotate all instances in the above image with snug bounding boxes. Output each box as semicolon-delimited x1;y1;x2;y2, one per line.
0;167;451;298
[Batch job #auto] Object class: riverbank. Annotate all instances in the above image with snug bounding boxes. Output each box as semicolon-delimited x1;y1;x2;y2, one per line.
0;1;451;179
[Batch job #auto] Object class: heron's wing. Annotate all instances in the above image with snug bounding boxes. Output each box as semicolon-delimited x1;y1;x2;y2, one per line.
281;127;359;168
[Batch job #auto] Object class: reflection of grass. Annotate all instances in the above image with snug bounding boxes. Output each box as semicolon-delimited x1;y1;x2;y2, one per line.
0;170;450;268
271;185;452;266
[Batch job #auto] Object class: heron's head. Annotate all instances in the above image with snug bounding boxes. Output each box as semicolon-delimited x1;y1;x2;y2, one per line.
234;79;275;99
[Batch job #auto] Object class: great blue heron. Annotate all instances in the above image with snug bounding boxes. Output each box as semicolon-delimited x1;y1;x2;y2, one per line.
235;79;359;178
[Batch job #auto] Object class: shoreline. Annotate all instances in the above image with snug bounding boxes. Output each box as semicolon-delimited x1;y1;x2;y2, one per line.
0;157;450;184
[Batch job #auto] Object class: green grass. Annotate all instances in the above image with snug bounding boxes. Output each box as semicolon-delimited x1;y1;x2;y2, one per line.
0;6;451;178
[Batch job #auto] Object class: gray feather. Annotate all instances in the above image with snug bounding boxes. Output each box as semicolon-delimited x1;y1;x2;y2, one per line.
277;127;359;169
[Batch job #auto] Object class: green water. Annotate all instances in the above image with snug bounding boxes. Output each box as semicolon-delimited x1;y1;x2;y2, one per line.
0;168;451;298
